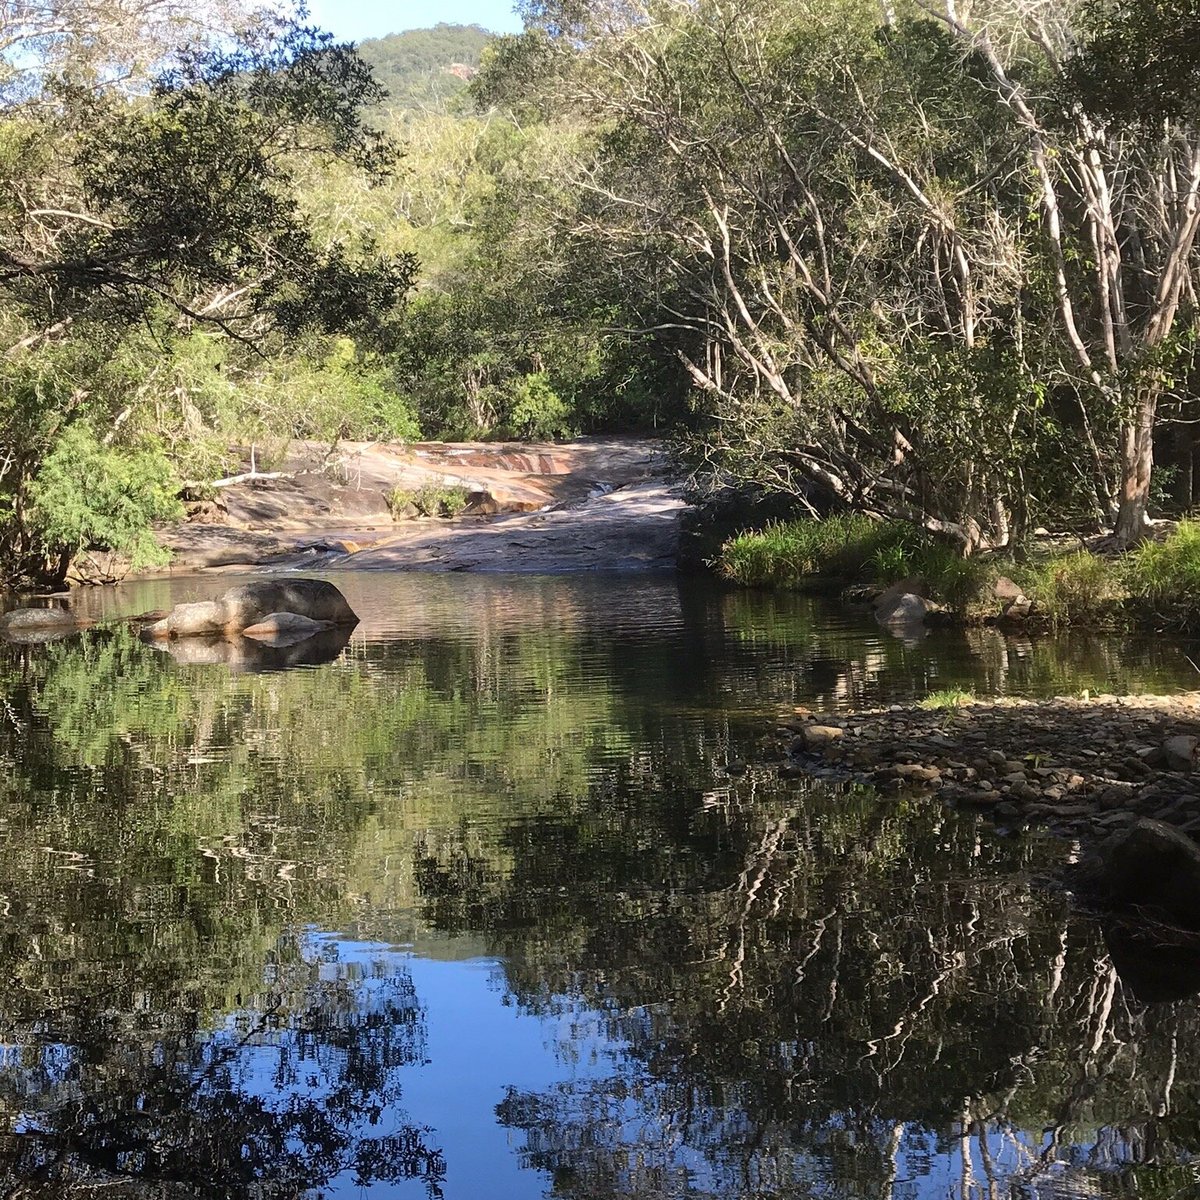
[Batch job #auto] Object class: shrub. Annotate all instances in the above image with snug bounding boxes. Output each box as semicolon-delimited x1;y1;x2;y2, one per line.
388;487;415;517
28;423;183;572
438;486;469;517
392;483;472;518
506;372;573;440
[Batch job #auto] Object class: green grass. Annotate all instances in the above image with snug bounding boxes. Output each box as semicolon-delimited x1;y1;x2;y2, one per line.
717;516;992;608
1124;519;1200;625
917;687;974;710
717;514;1200;628
717;513;889;587
1012;550;1125;627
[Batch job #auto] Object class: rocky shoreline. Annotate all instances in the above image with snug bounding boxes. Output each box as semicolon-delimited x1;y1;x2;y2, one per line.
768;692;1200;841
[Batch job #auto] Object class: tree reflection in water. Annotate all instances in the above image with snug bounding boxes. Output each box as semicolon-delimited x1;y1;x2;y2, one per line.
418;783;1200;1200
0;934;444;1198
3;576;1200;1198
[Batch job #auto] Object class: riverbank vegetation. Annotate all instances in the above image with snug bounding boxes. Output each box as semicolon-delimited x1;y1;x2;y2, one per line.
6;0;1200;591
719;518;1200;629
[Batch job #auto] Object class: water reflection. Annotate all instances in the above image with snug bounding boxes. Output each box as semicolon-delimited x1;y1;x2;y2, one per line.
146;624;355;672
1;574;1199;1197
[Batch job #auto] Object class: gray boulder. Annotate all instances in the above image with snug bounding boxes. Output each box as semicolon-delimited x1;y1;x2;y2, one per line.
145;578;357;640
1162;735;1198;772
219;579;357;630
163;600;227;638
876;592;934;627
1003;596;1033;620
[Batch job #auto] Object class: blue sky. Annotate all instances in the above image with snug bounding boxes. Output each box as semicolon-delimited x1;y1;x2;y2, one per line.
303;0;523;40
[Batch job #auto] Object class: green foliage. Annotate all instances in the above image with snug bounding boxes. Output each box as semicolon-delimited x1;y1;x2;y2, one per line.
506;372;572;439
388;487;415;516
718;515;889;587
1066;0;1200;123
1014;551;1126;626
28;423;183;569
358;24;493;110
437;485;470;516
0;19;419;584
1124;520;1200;623
718;516;992;609
392;483;472;518
917;688;974;710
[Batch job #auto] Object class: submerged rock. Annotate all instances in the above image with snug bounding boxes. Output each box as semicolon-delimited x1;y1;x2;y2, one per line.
242;611;335;644
0;606;85;644
1082;819;1200;930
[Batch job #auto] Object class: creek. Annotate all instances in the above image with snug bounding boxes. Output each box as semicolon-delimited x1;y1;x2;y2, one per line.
3;571;1200;1198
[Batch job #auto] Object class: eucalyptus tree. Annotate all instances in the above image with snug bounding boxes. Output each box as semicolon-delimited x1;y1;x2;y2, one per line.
922;0;1200;541
482;0;1200;546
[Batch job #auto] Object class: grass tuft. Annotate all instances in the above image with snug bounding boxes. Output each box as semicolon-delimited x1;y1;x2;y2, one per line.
717;516;992;607
917;687;974;710
1013;550;1124;626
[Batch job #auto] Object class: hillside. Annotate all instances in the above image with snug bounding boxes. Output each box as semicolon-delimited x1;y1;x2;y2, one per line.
357;23;494;110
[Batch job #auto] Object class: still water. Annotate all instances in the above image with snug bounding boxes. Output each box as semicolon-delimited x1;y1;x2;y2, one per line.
3;571;1200;1199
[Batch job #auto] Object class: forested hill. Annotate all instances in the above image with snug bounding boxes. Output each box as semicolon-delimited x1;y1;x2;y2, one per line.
356;24;494;109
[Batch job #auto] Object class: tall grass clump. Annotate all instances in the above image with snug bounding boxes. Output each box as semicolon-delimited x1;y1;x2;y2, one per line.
1125;520;1200;625
718;514;993;607
1014;551;1124;626
718;514;900;587
917;687;974;710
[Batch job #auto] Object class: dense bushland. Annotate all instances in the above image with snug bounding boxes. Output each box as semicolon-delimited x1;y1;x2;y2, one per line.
474;0;1200;550
7;1;1200;588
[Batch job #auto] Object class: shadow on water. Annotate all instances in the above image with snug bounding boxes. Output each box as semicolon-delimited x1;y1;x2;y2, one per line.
2;572;1200;1196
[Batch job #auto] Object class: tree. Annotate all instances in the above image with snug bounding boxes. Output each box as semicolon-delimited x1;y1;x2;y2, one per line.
477;0;1200;546
0;10;417;584
478;0;1076;550
921;0;1200;542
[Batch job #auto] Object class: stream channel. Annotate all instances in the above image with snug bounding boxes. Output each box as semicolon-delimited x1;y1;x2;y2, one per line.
4;570;1200;1198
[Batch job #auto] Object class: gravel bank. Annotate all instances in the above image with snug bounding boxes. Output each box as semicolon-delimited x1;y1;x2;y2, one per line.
769;692;1200;840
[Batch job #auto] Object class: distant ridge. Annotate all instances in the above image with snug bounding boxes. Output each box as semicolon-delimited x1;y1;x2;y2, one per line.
356;23;494;109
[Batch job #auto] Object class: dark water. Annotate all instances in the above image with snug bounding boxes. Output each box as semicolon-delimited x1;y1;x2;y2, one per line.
4;572;1200;1199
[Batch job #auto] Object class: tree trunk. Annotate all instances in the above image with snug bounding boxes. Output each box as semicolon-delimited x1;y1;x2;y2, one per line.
1114;388;1158;543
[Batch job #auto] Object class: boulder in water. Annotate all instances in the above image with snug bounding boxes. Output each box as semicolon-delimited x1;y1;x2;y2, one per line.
144;578;357;640
219;579;357;630
876;592;934;627
0;606;86;644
